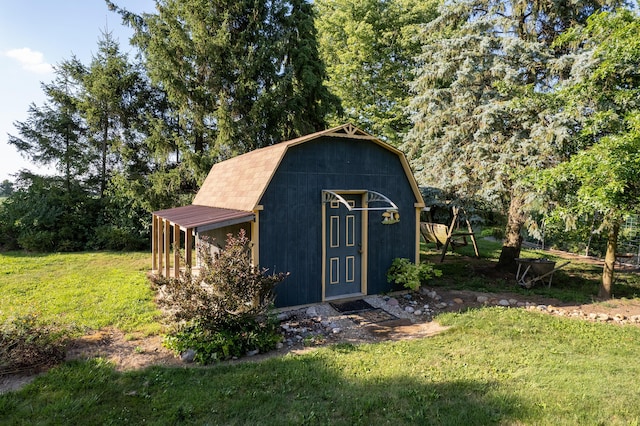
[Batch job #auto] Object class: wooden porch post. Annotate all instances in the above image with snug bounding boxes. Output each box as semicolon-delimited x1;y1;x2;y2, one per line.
164;219;171;277
152;214;157;271
250;207;262;266
157;217;163;275
185;228;193;268
174;223;181;278
415;205;423;264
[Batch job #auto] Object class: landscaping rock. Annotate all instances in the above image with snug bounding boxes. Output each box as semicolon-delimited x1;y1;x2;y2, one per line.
498;299;510;306
386;298;399;307
405;306;415;313
180;349;196;363
277;312;291;321
477;296;489;303
246;349;259;357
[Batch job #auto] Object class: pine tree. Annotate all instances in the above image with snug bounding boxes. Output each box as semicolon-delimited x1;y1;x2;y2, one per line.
80;30;143;198
109;0;339;182
8;58;89;192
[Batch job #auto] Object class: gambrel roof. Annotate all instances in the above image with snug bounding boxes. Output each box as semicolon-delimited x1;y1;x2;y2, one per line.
192;123;423;212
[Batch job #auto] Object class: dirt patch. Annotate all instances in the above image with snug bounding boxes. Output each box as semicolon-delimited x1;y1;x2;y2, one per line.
64;329;183;371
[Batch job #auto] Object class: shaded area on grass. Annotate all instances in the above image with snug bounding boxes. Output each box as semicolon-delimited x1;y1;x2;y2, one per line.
3;308;640;424
422;238;640;302
0;354;522;425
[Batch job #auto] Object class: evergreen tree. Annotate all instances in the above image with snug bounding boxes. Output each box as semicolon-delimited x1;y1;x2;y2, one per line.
80;30;144;198
109;0;339;182
0;180;14;197
276;0;341;142
403;0;620;269
8;58;88;191
315;0;438;145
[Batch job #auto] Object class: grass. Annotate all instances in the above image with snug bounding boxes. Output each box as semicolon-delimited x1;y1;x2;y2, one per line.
0;251;161;335
422;237;640;303
2;308;640;424
2;244;640;423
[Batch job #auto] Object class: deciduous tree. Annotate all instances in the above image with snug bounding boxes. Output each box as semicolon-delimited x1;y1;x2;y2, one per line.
537;10;640;298
315;0;438;145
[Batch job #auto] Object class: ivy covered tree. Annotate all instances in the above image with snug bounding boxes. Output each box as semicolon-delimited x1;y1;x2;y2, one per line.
315;0;438;145
536;10;640;299
109;0;339;182
403;0;621;269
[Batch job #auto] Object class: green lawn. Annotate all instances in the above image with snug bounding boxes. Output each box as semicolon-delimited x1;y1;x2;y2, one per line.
2;308;640;424
3;248;640;423
0;251;161;335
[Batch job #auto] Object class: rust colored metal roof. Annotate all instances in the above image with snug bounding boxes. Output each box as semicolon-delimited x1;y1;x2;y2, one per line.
153;204;254;231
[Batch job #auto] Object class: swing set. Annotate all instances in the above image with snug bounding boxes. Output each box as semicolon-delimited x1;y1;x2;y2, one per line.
420;205;480;262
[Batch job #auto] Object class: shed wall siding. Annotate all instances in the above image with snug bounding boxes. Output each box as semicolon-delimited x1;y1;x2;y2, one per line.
197;223;250;265
258;136;418;307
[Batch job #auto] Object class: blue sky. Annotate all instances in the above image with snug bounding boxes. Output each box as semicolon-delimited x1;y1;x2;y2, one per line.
0;0;155;182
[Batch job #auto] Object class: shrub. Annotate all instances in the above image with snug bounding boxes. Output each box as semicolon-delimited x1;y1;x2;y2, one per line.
0;314;71;374
87;225;147;251
164;316;282;364
387;258;443;291
155;230;288;363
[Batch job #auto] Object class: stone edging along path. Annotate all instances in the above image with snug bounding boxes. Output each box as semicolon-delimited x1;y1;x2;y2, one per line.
275;287;640;352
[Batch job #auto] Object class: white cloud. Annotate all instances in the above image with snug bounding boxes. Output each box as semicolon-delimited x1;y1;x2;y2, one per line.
5;47;53;74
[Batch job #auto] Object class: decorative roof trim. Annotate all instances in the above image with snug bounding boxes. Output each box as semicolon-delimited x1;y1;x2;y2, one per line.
322;190;399;211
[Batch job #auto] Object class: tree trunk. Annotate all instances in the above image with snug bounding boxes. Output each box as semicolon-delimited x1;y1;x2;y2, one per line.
497;193;526;272
100;120;108;198
599;220;620;300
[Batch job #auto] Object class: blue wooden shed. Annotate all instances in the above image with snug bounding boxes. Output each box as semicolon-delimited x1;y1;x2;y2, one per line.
152;124;425;308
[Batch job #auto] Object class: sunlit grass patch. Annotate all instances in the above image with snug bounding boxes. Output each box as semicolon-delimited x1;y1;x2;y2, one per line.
0;252;160;335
